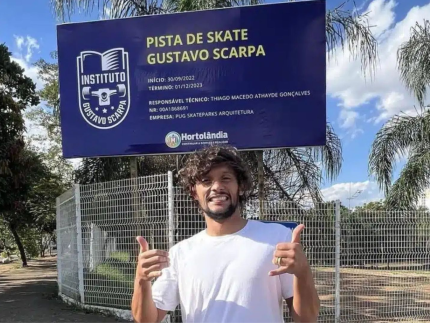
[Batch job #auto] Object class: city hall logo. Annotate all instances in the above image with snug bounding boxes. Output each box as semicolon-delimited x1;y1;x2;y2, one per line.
165;131;229;148
77;48;130;129
165;131;181;148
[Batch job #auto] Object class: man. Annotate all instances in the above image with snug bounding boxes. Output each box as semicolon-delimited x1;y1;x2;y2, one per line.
132;145;320;323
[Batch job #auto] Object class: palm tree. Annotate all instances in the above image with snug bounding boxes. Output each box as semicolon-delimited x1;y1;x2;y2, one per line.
368;19;430;209
398;19;430;107
369;110;430;209
49;0;378;205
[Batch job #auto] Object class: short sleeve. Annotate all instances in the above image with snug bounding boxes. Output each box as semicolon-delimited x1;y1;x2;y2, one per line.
151;246;180;311
279;271;294;299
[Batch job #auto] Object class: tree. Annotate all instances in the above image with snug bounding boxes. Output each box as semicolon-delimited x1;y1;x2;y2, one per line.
369;20;430;209
2;146;51;266
368;110;430;209
26;168;66;257
397;19;430;108
25;51;74;187
0;43;39;177
0;43;41;266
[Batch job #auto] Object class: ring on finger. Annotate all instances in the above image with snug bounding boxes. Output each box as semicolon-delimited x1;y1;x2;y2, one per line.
276;256;282;266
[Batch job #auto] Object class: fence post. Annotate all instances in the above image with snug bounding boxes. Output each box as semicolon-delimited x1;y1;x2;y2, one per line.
75;184;85;304
168;171;175;249
335;200;341;323
56;196;62;296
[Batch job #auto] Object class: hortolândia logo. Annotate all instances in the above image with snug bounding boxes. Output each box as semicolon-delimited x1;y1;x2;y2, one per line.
165;131;229;148
77;48;130;129
165;132;181;148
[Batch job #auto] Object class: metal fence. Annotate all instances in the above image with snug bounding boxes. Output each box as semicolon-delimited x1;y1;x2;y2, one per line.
56;172;430;322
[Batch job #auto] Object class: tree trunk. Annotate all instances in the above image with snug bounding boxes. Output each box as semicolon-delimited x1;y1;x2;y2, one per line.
255;151;265;219
9;224;27;267
40;235;44;257
130;157;138;178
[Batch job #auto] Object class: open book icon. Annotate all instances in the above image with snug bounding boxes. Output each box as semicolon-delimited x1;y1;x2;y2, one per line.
79;48;126;72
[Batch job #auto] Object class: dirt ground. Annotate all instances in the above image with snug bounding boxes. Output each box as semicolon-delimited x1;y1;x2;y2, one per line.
314;267;430;322
0;256;127;322
1;257;429;322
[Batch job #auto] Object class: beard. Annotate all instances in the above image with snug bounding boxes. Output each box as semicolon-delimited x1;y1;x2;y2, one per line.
201;199;239;222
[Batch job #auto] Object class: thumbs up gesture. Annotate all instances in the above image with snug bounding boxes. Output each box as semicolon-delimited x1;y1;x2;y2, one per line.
268;224;309;277
135;236;170;282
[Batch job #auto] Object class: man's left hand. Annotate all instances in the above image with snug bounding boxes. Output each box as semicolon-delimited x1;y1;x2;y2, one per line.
269;224;309;277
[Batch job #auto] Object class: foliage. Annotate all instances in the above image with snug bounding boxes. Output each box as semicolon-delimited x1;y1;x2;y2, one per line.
74;154;180;183
325;0;378;79
25;51;74;186
369;109;430;209
257;123;342;206
367;19;430;209
27;168;66;256
17;227;41;258
0;147;63;260
0;44;63;264
3;147;53;265
397;19;430;107
354;200;386;211
0;219;17;256
0;43;39;184
0;43;42;265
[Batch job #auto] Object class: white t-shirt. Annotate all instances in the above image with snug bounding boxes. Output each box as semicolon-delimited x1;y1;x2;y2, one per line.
152;220;294;323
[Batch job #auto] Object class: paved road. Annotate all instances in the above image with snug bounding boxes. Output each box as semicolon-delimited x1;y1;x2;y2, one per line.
0;257;127;322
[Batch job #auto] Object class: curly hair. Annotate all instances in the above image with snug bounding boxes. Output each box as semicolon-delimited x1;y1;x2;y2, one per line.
178;145;253;206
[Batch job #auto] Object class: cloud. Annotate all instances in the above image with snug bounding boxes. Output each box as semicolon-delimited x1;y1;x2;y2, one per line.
14;35;24;50
321;181;384;208
339;109;364;138
104;7;111;18
327;0;430;134
11;35;42;91
99;5;111;19
10;35;45;145
13;35;40;63
10;37;49;151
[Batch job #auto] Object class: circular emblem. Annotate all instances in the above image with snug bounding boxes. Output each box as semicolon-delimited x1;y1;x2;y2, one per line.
165;132;181;148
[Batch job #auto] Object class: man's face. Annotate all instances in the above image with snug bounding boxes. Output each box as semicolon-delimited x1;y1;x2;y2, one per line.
193;164;241;222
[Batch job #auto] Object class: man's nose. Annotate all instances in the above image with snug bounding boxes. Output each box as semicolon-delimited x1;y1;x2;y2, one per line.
210;180;225;191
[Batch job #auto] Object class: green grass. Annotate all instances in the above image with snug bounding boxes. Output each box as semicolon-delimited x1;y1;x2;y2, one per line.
83;256;136;309
95;263;132;283
108;251;130;262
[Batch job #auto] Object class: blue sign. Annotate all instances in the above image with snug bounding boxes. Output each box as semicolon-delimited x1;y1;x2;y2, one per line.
260;221;298;231
57;0;326;158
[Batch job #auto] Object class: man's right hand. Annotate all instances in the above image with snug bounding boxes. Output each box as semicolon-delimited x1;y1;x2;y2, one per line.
136;236;170;282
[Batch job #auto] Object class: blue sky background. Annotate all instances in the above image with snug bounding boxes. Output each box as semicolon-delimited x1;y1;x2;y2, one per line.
1;0;429;207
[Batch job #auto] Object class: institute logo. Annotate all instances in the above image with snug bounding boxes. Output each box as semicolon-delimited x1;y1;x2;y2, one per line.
77;48;130;129
165;131;181;148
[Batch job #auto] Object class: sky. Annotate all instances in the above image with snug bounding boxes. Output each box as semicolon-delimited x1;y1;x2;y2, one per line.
1;0;429;208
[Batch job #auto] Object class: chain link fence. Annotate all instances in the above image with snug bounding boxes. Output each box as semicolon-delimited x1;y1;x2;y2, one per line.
56;173;430;322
